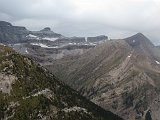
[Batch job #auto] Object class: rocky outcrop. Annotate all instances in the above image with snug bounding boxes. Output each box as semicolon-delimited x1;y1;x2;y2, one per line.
0;21;63;44
40;27;51;31
53;37;86;45
31;27;63;38
87;35;108;42
70;37;86;43
0;21;12;27
0;21;28;43
0;73;17;94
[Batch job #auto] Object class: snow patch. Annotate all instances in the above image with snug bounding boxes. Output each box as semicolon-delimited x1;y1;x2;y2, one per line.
84;43;89;45
31;43;48;48
132;40;136;43
42;37;58;41
26;34;40;40
27;34;38;38
25;48;29;54
128;54;132;58
85;37;87;42
68;43;77;45
67;42;97;46
31;43;58;48
0;43;6;46
155;61;160;65
89;43;96;46
68;43;73;45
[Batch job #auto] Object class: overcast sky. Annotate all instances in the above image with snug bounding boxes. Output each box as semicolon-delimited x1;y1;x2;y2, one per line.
0;0;160;45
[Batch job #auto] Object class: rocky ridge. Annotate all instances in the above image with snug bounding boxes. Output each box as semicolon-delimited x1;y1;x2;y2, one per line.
46;33;160;120
0;44;123;120
0;21;108;65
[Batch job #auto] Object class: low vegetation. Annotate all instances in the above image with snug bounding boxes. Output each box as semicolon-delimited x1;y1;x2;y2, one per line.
0;45;123;120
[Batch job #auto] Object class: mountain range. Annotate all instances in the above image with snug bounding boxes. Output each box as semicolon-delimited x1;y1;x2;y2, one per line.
0;21;108;65
45;33;160;120
0;21;160;120
0;44;123;120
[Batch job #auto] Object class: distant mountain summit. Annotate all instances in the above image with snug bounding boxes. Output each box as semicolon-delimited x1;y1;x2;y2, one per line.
0;21;12;26
0;21;63;43
0;21;28;43
0;21;108;45
0;21;108;65
125;33;160;60
125;33;154;47
40;27;51;31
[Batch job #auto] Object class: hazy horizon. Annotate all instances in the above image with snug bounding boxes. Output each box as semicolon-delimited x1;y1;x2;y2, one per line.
0;0;160;45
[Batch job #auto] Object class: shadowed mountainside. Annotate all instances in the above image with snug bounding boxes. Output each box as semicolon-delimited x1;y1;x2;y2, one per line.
46;33;160;120
0;45;123;120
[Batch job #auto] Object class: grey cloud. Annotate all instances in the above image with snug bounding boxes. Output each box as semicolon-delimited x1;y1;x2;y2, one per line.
0;0;160;45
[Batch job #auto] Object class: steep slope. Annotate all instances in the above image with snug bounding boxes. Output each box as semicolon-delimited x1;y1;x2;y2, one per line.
0;21;63;44
0;45;123;120
0;21;108;65
156;45;160;49
46;33;160;120
124;33;160;59
11;43;93;65
0;21;28;43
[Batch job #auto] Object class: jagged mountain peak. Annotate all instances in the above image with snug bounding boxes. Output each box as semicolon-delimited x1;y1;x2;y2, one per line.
126;32;148;41
132;32;145;37
40;27;51;31
87;35;108;42
0;21;12;27
0;21;64;43
124;33;154;48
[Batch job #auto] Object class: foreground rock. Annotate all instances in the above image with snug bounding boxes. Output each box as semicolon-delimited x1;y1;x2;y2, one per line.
0;45;123;120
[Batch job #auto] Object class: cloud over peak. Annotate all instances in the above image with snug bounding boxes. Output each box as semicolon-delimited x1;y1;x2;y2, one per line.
0;0;160;45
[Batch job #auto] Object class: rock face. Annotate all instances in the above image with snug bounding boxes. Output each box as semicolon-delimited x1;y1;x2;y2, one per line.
0;45;123;120
0;21;108;65
70;37;86;43
0;21;28;43
0;21;12;26
87;35;108;42
45;33;160;120
10;43;93;65
40;27;51;31
31;27;62;38
157;45;160;49
0;21;63;44
0;21;107;45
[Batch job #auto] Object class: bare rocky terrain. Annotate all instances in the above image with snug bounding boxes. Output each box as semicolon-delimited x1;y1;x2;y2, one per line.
1;21;160;120
0;21;108;65
46;33;160;120
0;44;123;120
